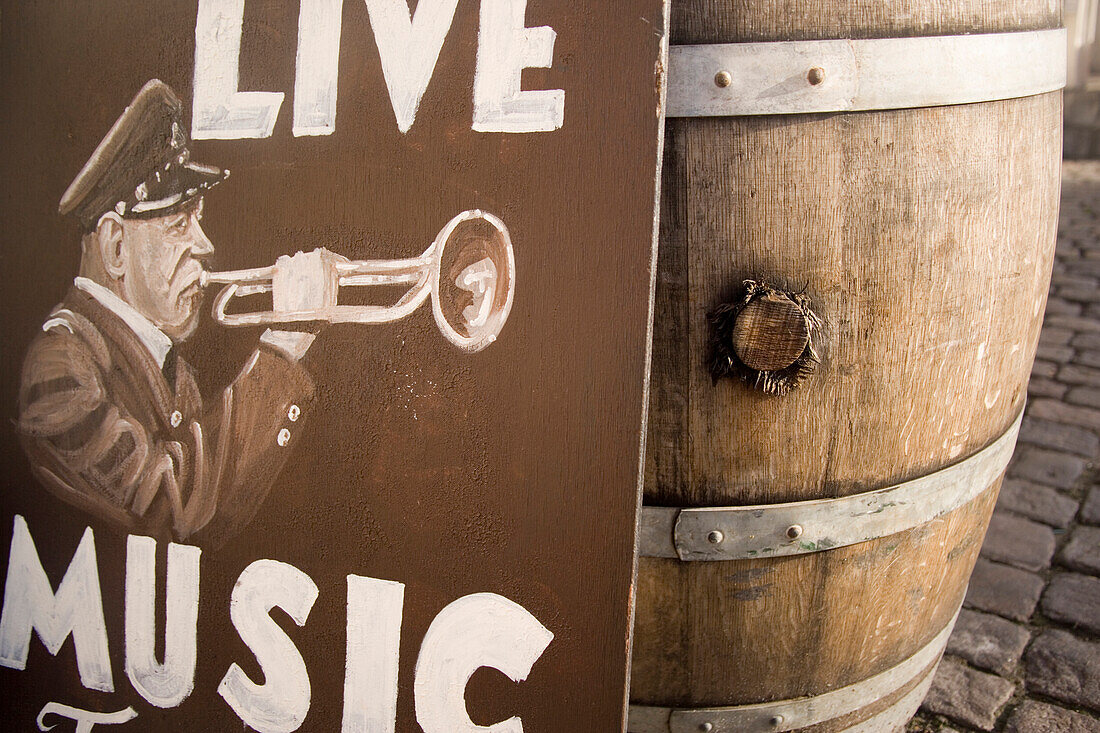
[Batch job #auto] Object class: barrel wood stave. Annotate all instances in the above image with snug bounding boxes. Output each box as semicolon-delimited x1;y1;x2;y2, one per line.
631;3;1062;729
671;0;1060;45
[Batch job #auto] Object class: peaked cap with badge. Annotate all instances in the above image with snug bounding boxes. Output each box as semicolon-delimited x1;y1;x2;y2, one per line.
59;79;229;230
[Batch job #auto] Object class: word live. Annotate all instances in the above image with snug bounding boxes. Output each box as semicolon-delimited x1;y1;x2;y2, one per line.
193;0;566;139
0;516;554;733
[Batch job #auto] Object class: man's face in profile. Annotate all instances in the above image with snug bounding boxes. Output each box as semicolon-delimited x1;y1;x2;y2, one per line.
119;198;214;341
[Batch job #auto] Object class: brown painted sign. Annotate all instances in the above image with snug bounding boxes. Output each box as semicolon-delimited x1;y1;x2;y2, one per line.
0;1;668;731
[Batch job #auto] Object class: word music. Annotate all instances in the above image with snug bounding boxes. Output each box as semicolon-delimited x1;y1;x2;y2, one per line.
0;516;554;732
193;0;566;139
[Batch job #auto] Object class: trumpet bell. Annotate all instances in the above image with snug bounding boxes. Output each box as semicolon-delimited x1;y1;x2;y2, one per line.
431;210;515;352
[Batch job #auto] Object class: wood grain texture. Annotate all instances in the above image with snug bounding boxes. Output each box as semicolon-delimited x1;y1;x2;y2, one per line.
646;94;1061;509
671;0;1060;44
633;479;999;710
730;292;812;371
632;1;1062;721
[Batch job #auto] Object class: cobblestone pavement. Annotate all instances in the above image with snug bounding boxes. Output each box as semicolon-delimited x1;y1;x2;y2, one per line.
908;161;1100;732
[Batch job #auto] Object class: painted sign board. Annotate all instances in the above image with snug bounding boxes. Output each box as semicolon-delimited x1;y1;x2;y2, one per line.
0;1;669;731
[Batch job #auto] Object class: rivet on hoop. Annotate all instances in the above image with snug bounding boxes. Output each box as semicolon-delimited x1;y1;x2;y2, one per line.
786;525;803;540
707;530;725;545
807;67;826;85
699;723;715;732
770;715;785;727
714;70;732;88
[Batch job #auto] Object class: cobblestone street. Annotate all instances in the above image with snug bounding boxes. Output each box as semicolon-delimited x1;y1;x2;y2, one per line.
908;161;1100;731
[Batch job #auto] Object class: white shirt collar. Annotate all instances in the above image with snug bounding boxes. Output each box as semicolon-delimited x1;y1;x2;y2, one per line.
74;277;174;369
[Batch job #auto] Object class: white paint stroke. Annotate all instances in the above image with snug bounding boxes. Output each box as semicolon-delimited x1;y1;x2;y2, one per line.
193;0;285;139
473;0;565;133
219;559;319;733
125;537;201;709
456;257;497;328
294;0;344;136
0;516;114;692
363;0;461;134
341;575;405;733
37;703;137;733
414;592;553;733
210;210;514;352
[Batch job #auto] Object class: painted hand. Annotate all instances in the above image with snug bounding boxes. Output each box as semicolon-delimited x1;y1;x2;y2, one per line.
271;247;348;315
263;248;350;361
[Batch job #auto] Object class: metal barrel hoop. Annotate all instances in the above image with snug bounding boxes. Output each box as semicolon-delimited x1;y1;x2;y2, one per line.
639;406;1023;561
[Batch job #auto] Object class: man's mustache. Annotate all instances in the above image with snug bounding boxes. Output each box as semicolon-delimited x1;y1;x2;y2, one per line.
168;248;211;291
170;257;209;295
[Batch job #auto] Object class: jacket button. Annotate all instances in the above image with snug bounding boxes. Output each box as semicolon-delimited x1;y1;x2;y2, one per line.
170;410;183;428
288;404;300;422
277;428;291;447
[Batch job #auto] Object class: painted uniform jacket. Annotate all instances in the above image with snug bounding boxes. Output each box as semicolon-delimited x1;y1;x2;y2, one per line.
17;286;315;547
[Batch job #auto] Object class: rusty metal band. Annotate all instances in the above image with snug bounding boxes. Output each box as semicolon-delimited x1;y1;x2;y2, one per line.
667;29;1067;117
627;604;959;733
639;407;1022;561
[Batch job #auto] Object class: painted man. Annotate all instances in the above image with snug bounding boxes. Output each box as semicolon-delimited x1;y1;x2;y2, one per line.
17;80;340;547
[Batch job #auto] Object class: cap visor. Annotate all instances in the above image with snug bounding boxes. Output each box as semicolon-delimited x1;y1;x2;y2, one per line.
128;162;228;218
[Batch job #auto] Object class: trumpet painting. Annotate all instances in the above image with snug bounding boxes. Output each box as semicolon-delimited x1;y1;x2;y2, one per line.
16;79;515;548
0;1;668;728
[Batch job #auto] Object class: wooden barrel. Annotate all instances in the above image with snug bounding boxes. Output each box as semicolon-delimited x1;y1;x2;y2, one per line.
629;3;1064;732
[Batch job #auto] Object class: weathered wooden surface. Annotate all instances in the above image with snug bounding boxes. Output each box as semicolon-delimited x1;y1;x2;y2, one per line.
645;95;1060;509
731;291;811;371
640;410;1020;561
634;481;998;708
631;1;1062;725
671;0;1060;44
632;604;956;731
